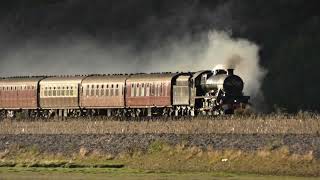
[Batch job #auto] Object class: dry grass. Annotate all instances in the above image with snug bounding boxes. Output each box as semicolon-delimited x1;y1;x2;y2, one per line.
0;112;320;134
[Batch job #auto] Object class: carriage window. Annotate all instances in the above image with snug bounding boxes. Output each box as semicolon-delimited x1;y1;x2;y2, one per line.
92;85;94;88
53;87;56;96
141;83;145;96
155;84;157;96
152;84;155;96
110;84;114;96
48;89;52;96
101;88;104;96
91;86;94;96
57;87;61;96
44;89;48;96
145;83;150;96
106;89;109;96
133;83;137;97
130;84;134;97
121;85;124;95
110;88;114;96
138;83;142;96
96;88;99;96
70;89;73;96
66;88;69;96
62;87;65;96
101;85;104;89
107;84;109;88
85;86;89;96
115;88;119;96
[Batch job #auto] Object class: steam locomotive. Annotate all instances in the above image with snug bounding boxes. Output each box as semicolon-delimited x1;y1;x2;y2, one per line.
0;68;249;118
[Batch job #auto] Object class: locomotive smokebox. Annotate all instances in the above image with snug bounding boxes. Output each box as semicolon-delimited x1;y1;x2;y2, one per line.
202;73;244;95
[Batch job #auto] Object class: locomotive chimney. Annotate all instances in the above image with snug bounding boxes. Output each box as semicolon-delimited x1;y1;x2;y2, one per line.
227;69;234;75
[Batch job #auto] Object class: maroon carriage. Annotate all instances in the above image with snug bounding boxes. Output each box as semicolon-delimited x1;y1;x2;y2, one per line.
0;77;43;110
80;75;128;108
125;73;177;108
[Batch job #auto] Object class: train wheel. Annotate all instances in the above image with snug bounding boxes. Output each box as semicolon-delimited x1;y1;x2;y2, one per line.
7;110;15;118
0;110;5;120
29;110;38;119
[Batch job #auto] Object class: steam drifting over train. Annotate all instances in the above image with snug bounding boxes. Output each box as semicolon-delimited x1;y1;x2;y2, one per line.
0;67;249;118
